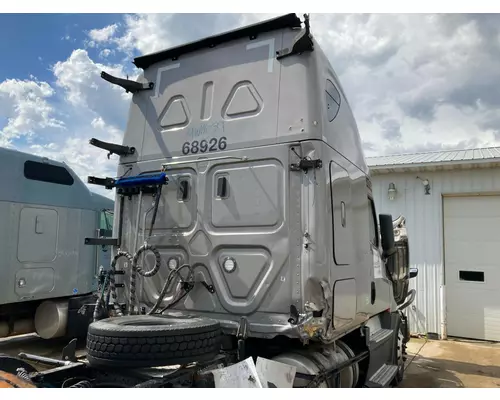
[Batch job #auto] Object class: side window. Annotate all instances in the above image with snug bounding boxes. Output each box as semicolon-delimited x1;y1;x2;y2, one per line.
368;197;378;246
24;160;74;186
100;210;113;231
325;79;341;122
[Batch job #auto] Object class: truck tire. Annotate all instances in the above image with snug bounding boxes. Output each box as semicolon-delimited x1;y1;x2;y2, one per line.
86;315;222;368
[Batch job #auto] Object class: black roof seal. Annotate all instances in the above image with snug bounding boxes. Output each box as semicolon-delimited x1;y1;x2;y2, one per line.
133;13;302;70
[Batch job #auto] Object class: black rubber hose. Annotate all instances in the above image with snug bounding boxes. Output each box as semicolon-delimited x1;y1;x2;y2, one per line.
148;186;162;238
148;264;193;315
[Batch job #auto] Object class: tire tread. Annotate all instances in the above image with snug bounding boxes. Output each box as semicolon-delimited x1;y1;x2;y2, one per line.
86;324;221;368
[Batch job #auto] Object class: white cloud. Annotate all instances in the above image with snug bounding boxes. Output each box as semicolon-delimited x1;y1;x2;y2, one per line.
114;14;175;55
0;52;130;196
300;13;500;155
91;116;106;129
88;24;119;43
0;78;64;145
0;134;12;148
84;15;176;55
99;48;113;58
52;49;132;126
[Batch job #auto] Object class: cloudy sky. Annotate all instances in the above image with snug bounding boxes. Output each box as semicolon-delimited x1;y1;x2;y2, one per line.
1;13;499;197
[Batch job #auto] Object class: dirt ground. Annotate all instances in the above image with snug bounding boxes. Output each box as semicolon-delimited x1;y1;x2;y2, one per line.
2;334;500;387
400;337;500;388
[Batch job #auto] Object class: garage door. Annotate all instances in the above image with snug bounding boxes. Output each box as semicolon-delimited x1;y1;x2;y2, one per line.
444;195;500;342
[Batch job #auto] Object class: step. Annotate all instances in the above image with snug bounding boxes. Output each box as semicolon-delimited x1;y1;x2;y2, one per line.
364;364;398;388
369;329;393;347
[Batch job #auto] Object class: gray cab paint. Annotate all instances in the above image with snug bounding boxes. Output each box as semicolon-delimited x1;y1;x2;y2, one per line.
114;15;397;341
0;147;114;306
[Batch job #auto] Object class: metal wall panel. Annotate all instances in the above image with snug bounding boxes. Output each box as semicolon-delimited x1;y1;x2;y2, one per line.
371;167;500;336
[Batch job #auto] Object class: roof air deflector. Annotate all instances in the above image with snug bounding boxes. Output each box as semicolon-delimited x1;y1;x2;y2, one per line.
133;13;302;69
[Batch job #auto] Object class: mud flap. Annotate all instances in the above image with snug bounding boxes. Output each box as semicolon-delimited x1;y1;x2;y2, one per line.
210;357;296;388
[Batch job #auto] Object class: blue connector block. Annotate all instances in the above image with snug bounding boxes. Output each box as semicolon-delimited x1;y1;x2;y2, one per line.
114;172;168;188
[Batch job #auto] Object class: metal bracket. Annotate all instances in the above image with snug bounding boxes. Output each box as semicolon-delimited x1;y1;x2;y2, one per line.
118;186;158;196
276;14;314;61
88;176;116;189
98;228;113;237
362;326;371;348
61;339;78;362
101;71;154;94
200;281;215;294
84;238;120;246
236;317;249;362
290;158;322;172
89;137;136;159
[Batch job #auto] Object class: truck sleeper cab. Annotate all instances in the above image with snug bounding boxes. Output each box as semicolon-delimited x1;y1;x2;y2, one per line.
86;13;416;388
0;147;114;340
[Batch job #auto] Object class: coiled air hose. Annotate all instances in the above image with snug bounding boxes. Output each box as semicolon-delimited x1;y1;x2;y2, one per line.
129;243;162;315
93;247;163;320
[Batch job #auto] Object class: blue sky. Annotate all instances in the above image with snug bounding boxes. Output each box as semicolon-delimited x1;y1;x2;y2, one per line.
1;13;499;198
0;14;124;81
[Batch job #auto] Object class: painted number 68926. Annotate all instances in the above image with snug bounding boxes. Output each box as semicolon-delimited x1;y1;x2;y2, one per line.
181;137;227;155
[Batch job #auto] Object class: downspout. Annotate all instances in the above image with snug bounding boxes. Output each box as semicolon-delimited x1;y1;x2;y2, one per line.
440;284;447;340
440;194;447;340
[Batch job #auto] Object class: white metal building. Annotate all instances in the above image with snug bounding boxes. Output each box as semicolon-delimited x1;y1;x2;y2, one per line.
366;147;500;342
